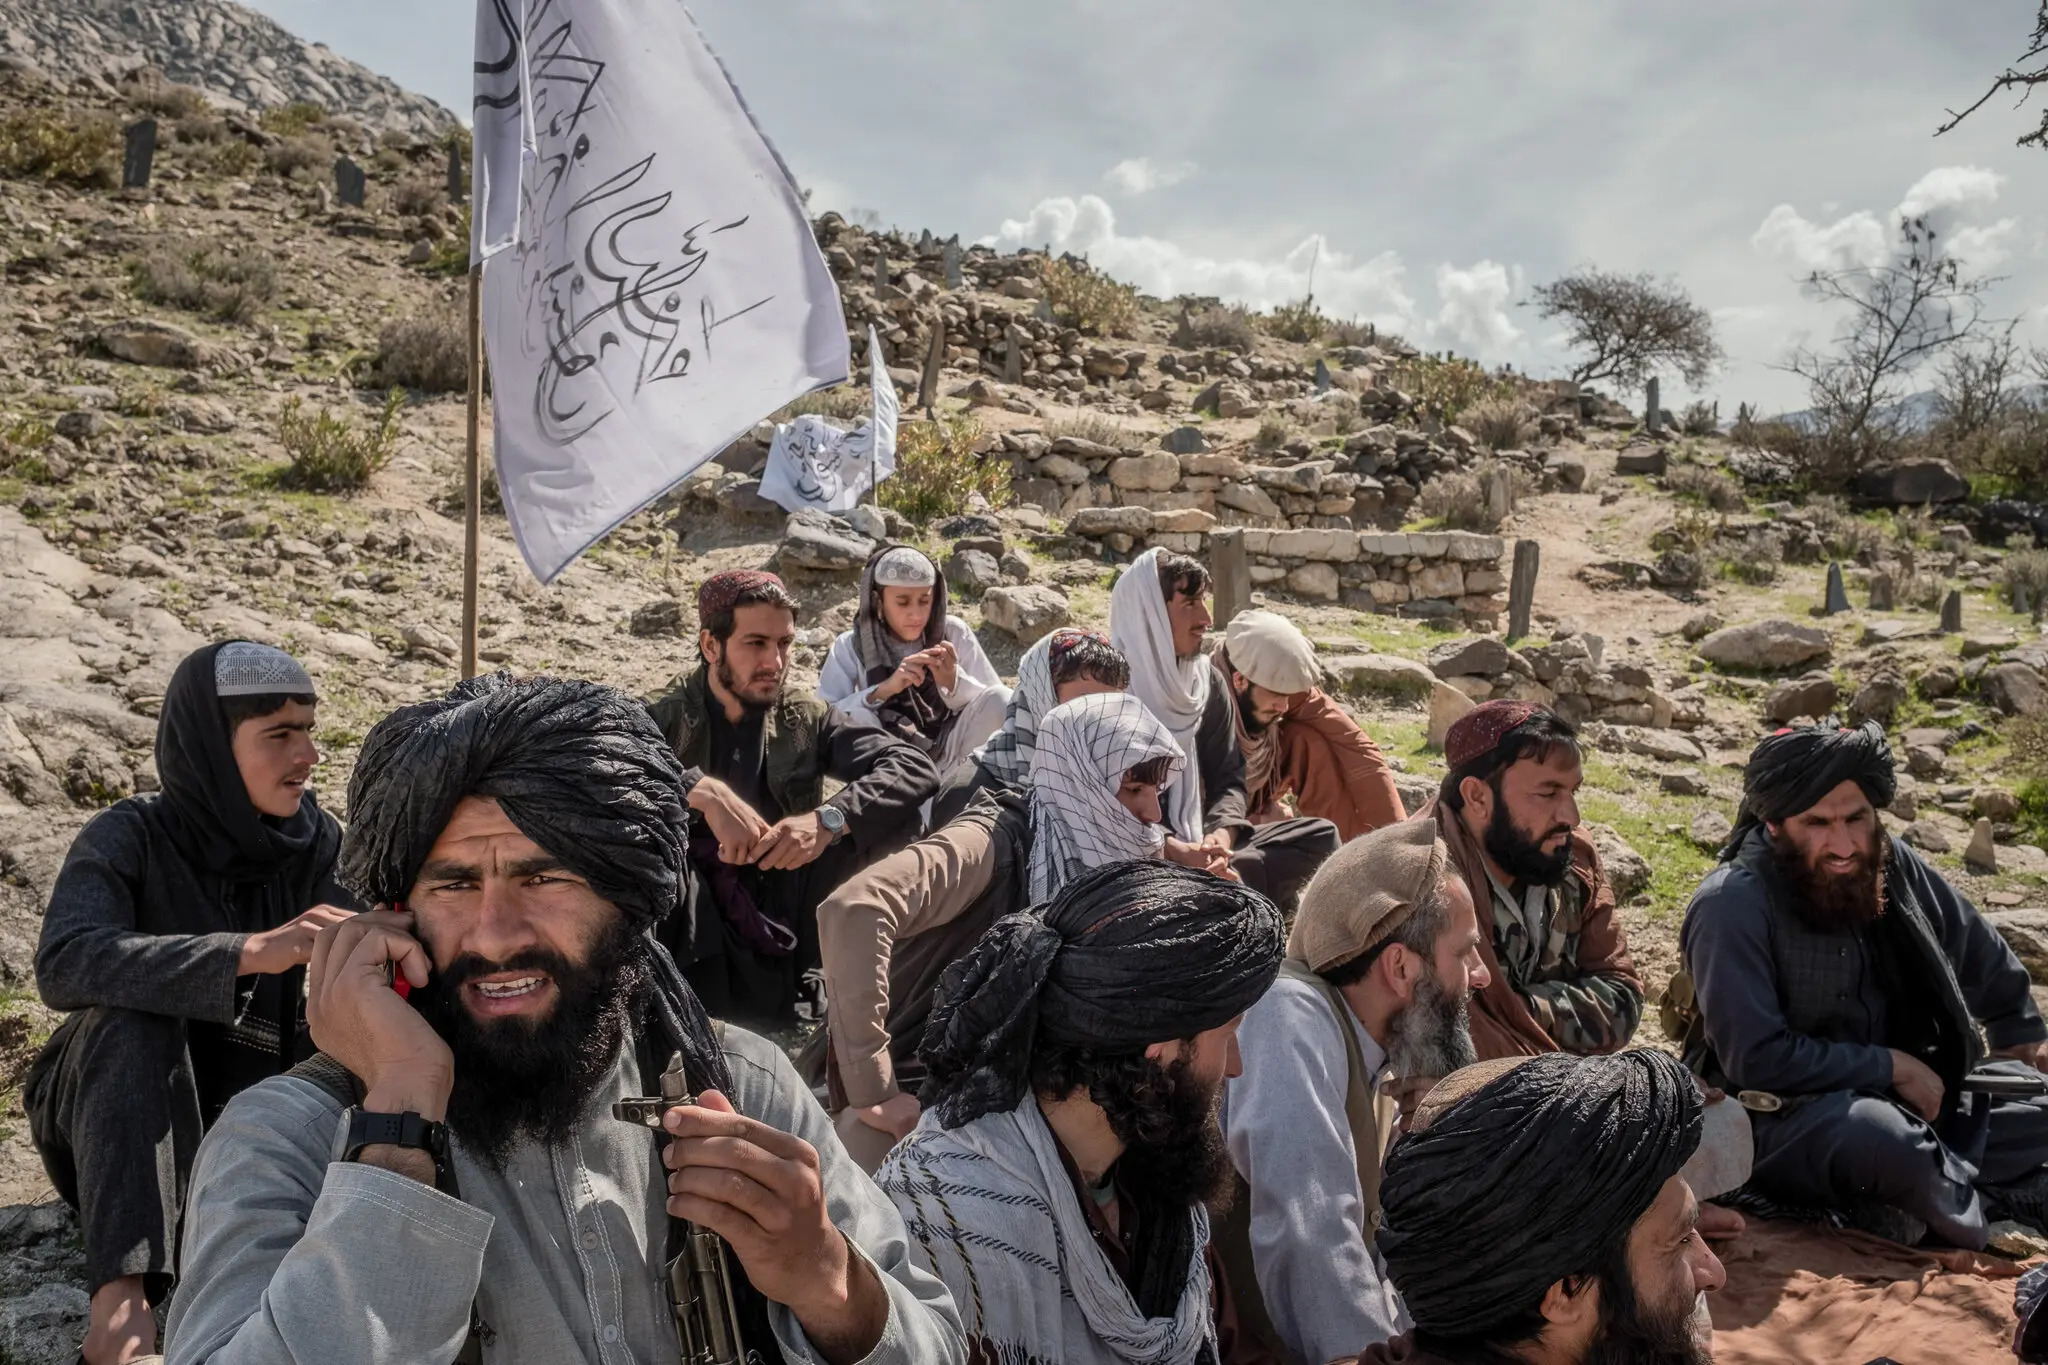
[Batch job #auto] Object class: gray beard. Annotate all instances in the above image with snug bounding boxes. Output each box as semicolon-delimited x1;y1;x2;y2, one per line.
1386;969;1478;1078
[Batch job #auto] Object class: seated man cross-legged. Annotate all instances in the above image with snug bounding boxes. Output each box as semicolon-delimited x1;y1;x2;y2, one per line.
817;688;1185;1170
164;674;962;1365
879;860;1285;1365
1219;818;1490;1365
27;641;360;1365
1678;721;2048;1247
1359;1050;1726;1365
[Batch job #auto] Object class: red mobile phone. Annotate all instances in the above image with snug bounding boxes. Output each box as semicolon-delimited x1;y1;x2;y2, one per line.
386;901;412;998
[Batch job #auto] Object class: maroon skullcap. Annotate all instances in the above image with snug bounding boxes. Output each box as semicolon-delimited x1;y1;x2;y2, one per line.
1444;699;1543;770
1046;627;1111;670
697;569;787;623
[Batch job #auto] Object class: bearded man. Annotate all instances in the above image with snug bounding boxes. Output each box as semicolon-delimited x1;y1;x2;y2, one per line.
1211;610;1405;842
1417;701;1644;1059
878;860;1285;1365
163;674;962;1365
1678;722;2048;1248
646;570;939;1026
1109;548;1339;910
1355;1050;1725;1365
1217;819;1490;1365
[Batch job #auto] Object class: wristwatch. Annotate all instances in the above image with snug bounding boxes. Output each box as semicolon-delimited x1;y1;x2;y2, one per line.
817;803;848;842
333;1106;456;1192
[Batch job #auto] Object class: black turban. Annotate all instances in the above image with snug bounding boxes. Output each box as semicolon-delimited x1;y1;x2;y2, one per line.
1377;1049;1702;1341
340;674;730;1094
340;672;689;929
918;859;1284;1128
1722;720;1896;860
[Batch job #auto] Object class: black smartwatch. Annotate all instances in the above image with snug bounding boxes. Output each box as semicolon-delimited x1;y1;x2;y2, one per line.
334;1107;456;1193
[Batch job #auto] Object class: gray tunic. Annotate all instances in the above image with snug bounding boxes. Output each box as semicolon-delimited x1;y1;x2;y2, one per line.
164;1026;965;1365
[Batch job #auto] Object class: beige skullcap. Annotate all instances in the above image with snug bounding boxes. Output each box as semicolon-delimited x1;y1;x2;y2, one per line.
1286;817;1449;974
1224;610;1320;695
1409;1056;1539;1133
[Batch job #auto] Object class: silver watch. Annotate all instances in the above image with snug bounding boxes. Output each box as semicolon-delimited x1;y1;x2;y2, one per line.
817;804;847;840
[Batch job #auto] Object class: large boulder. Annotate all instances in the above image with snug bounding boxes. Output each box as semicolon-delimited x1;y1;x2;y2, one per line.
1427;636;1517;680
980;584;1071;643
776;510;874;573
1762;671;1838;723
1853;459;1970;507
1983;663;2048;717
1991;909;2048;981
1323;653;1438;701
94;319;212;369
1587;824;1652;901
1697;619;1831;671
1068;506;1154;537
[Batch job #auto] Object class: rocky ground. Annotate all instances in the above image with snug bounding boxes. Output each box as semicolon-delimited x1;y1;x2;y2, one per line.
1;39;2047;1365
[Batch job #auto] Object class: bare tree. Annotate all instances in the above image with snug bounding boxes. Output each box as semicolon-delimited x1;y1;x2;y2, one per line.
1938;3;2048;147
1528;269;1720;393
1780;218;1992;482
1932;322;2022;438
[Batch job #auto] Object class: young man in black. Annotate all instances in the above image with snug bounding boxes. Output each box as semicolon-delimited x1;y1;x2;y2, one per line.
27;640;359;1365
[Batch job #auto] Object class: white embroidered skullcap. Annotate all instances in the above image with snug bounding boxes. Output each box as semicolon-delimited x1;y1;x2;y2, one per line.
213;641;314;697
872;546;937;588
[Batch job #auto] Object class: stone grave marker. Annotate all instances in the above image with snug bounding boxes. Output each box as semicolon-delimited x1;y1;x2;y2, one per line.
1644;377;1662;436
941;241;964;289
122;118;157;190
1868;571;1895;611
1940;589;1963;634
1507;539;1540;642
1313;358;1331;393
917;228;932;252
446;141;465;204
1211;528;1250;630
1823;562;1850;615
873;252;888;291
1003;325;1023;385
918;324;944;412
334;156;366;208
1163;426;1207;455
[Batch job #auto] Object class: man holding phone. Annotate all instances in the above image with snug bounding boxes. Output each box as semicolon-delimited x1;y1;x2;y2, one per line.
164;674;963;1365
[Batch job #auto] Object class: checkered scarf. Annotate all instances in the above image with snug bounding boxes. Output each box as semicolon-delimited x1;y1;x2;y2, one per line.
1026;692;1184;902
978;628;1106;786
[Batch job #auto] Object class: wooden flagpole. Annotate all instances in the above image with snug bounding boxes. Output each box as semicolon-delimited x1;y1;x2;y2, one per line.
461;260;483;679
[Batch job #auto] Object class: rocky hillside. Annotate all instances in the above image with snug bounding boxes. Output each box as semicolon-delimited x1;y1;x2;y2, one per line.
0;0;455;137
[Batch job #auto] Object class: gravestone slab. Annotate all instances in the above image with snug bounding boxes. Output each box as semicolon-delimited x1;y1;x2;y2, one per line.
446;142;465;204
1645;376;1662;435
1163;426;1208;455
1940;589;1963;634
333;156;366;208
1868;571;1895;611
918;324;944;412
122;118;157;190
1211;528;1251;630
941;241;963;289
873;252;888;290
1823;562;1850;615
1507;539;1540;642
1313;358;1331;393
1003;325;1023;385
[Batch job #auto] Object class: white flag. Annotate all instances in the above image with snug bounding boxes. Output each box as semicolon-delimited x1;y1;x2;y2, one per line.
471;0;849;581
758;326;899;514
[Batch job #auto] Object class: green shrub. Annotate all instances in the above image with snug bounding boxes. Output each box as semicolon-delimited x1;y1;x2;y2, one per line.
2005;548;2048;616
1172;304;1257;352
0;109;119;187
1263;297;1329;343
376;299;467;392
774;386;868;423
1326;317;1376;347
2012;714;2048;846
1253;417;1290;451
1679;400;1720;436
1416;459;1530;533
195;139;261;178
879;415;1009;523
279;389;404;491
265;134;331;180
1664;463;1746;512
259;102;327;137
422;205;471;276
1392;354;1513;427
1463;396;1536;451
1040;259;1139;337
393;180;446;217
130;244;279;323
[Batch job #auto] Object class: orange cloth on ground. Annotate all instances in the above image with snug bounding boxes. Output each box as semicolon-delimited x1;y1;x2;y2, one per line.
1710;1219;2030;1365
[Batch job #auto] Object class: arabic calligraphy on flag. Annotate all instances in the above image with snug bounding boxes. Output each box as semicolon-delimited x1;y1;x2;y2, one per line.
758;325;900;514
471;0;849;581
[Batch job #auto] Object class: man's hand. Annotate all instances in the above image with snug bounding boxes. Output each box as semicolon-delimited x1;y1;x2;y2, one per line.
1199;828;1236;858
1992;1040;2048;1073
923;640;959;694
1384;1073;1442;1136
690;776;774;864
852;1092;921;1143
307;911;452;1125
871;654;931;705
1889;1048;1945;1122
1163;836;1240;882
239;904;358;975
664;1091;889;1365
749;811;831;871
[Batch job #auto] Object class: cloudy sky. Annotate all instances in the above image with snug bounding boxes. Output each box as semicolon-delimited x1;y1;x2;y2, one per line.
246;0;2048;412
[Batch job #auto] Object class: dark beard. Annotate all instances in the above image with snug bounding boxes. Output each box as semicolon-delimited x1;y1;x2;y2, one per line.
1233;680;1270;737
1102;1055;1235;1211
1387;968;1479;1079
1770;827;1887;934
714;654;774;717
1482;788;1573;887
1585;1268;1711;1365
410;914;649;1168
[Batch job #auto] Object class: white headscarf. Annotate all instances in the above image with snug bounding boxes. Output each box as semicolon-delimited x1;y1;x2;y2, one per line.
1027;692;1184;903
1109;547;1210;842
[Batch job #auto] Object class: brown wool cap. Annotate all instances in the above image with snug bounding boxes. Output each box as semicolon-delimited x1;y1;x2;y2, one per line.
1286;817;1450;974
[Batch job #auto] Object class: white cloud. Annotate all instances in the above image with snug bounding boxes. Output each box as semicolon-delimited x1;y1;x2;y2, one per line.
983;193;1419;331
1750;203;1889;272
1431;260;1522;351
1102;157;1196;195
1898;166;2004;221
1751;165;2017;272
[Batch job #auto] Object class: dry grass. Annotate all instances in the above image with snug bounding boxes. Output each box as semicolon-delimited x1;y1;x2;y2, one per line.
126;79;212;119
1664;463;1746;512
172;114;228;144
880;415;1009;523
2005;548;2048;615
1326;318;1377;347
1416;459;1531;532
1045;410;1127;449
1172;304;1258;353
259;102;327;137
393;180;446;217
0;109;119;187
376;298;467;393
1253;417;1290;451
265;134;331;180
1678;400;1720;436
1463;396;1536;451
1040;259;1140;337
279;389;405;492
129;243;279;323
1806;498;1889;562
774;386;870;423
193;139;261;178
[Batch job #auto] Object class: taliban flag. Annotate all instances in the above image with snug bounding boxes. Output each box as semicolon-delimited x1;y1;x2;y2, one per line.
471;0;849;582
